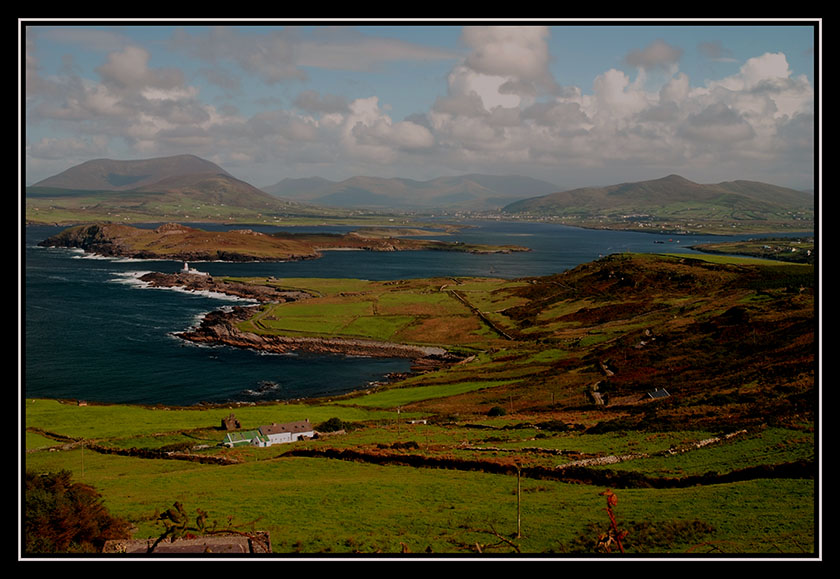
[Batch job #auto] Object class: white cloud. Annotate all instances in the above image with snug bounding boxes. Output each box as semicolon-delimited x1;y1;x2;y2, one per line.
441;26;558;114
297;27;458;71
461;26;553;86
24;26;815;189
624;39;683;72
659;72;690;104
335;97;435;166
447;65;524;110
588;68;652;122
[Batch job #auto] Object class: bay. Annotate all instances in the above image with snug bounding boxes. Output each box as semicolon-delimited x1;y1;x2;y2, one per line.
22;220;789;406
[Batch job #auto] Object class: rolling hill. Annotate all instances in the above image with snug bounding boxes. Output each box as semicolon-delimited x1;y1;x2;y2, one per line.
502;174;814;232
25;156;815;235
30;154;232;191
25;155;342;225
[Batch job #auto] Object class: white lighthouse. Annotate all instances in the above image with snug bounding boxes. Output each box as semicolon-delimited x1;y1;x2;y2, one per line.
180;262;208;276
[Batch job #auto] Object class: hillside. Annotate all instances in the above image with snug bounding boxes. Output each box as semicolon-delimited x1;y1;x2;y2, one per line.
25;155;348;225
24;252;816;555
31;154;232;191
184;252;814;430
503;174;814;234
263;174;561;210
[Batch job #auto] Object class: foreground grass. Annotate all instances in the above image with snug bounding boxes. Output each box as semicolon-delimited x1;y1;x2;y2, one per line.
24;398;399;441
24;442;814;555
24;398;816;556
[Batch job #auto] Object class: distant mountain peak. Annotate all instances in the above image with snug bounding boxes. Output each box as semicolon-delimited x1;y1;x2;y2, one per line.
33;154;231;192
502;173;814;222
660;174;693;183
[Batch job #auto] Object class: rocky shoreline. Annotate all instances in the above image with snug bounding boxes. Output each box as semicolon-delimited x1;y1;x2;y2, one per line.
141;271;460;372
38;222;531;262
177;305;455;364
138;271;312;303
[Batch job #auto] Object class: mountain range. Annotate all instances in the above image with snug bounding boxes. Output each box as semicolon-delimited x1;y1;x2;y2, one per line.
262;174;561;210
25;155;814;233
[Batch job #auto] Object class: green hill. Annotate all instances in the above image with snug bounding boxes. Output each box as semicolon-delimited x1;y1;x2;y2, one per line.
31;154;231;191
25;155;347;225
503;174;814;234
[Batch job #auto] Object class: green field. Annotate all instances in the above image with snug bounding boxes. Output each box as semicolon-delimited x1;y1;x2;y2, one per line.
23;253;817;557
24;399;815;556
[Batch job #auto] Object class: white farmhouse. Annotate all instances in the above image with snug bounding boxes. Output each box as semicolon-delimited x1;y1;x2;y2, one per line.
256;420;315;446
221;419;316;448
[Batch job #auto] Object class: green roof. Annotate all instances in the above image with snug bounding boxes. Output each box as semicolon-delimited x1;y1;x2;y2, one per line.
223;430;268;446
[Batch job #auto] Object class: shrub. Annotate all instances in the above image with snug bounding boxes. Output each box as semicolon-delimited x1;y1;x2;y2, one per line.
535;419;571;432
560;518;715;554
24;470;132;554
316;416;364;433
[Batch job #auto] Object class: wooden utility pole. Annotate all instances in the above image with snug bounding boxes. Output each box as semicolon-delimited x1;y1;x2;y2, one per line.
516;465;522;539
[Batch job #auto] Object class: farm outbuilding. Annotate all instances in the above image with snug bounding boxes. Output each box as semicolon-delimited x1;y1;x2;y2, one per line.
221;420;315;448
222;430;267;448
644;388;671;400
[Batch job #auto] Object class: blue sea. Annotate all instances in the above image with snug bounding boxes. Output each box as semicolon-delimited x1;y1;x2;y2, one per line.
23;220;786;406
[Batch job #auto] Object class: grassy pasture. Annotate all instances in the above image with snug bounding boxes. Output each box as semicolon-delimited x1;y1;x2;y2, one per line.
24;399;815;555
241;277;507;349
23;254;816;556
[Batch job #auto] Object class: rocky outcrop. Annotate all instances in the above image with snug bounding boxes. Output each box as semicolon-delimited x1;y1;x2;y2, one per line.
139;272;311;303
38;223;141;258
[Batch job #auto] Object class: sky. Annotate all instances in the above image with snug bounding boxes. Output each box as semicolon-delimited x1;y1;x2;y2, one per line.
21;19;819;192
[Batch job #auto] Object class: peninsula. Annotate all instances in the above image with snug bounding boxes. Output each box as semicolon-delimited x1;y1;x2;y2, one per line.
38;222;530;262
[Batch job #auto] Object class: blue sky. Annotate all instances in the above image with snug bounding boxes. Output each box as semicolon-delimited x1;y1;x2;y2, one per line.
22;19;818;191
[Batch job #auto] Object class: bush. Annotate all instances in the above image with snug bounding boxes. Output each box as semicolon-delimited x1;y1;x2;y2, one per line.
487;406;507;417
560;518;715;554
24;470;132;554
316;417;347;432
535;419;570;432
316;417;364;433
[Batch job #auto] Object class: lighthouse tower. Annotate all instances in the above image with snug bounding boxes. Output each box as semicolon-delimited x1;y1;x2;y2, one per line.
180;261;208;276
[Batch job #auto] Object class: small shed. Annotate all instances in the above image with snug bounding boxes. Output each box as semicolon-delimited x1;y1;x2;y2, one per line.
644;388;670;400
222;430;267;448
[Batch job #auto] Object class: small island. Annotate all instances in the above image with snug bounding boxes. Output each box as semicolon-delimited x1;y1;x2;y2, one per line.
38;222;530;262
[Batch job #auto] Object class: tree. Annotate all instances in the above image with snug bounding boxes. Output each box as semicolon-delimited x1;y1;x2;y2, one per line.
24;470;132;554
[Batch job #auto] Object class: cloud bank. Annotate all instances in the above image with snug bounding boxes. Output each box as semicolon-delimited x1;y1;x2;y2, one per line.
24;24;815;190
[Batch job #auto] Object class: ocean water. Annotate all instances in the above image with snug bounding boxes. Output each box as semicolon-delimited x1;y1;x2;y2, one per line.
22;220;776;406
